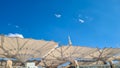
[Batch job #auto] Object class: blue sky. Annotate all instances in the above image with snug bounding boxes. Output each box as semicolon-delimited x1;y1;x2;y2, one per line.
0;0;120;48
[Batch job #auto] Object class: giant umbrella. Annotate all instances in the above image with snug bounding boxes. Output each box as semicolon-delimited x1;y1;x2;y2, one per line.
0;35;58;66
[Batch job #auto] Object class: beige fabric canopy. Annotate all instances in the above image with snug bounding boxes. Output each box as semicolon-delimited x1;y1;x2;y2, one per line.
81;48;120;65
39;45;98;66
40;46;120;66
1;35;120;67
0;35;58;62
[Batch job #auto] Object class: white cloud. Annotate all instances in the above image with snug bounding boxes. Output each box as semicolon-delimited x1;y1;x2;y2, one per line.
55;14;61;18
7;23;20;29
15;25;19;28
6;33;24;38
78;19;84;23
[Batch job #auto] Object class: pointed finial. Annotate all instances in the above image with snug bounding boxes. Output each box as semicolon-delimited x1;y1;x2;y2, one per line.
68;36;72;46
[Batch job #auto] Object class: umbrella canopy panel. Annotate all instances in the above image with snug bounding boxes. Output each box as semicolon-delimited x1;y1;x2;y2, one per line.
83;48;120;65
40;46;98;66
0;35;58;63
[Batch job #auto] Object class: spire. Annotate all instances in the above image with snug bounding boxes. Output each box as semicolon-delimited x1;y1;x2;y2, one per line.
68;36;72;46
